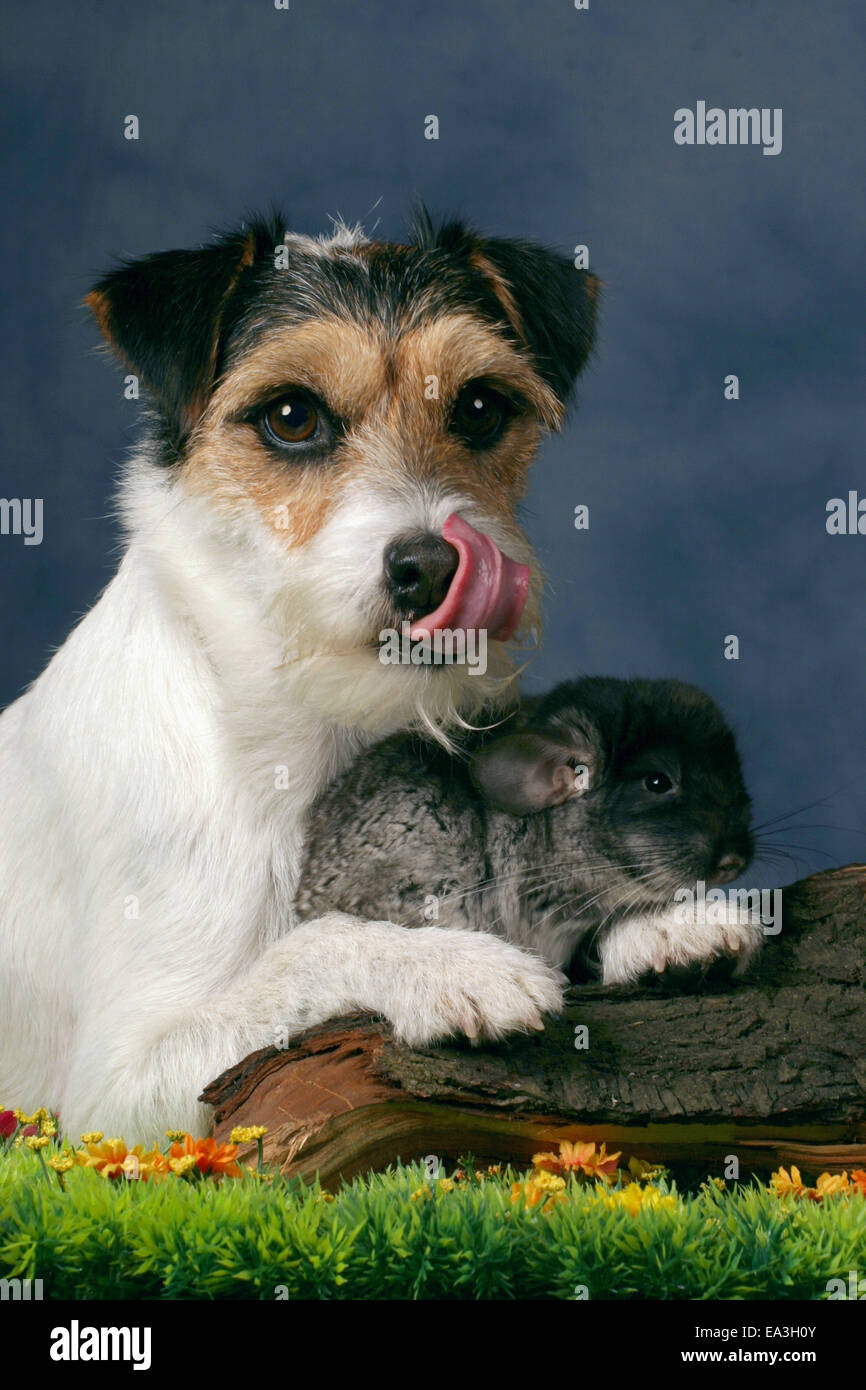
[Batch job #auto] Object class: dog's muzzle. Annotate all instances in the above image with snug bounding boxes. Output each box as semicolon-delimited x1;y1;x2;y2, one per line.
382;514;530;642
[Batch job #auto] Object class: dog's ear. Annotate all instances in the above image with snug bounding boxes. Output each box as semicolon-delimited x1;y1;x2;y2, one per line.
410;211;599;407
472;236;600;406
86;216;282;444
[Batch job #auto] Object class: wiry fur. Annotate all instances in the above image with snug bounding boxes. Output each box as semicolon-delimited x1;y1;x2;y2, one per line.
0;209;597;1141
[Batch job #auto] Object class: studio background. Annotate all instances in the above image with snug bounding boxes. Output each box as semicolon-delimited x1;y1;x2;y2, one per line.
2;0;864;883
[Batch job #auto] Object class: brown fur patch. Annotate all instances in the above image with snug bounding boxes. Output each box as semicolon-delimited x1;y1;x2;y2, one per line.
183;312;558;549
468;248;527;345
84;288;111;341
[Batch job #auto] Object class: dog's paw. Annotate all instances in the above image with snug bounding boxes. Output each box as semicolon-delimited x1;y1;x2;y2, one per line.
599;907;764;987
383;928;567;1047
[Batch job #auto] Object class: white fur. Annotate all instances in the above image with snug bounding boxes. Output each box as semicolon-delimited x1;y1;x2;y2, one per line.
598;904;765;985
0;443;562;1142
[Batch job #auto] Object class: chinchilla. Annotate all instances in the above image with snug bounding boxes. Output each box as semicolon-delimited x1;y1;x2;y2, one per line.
296;677;763;985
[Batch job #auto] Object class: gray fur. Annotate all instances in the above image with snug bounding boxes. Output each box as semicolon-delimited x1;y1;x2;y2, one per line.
297;677;757;979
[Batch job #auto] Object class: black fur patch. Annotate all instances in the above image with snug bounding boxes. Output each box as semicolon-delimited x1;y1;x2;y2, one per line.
534;676;755;866
88;209;599;458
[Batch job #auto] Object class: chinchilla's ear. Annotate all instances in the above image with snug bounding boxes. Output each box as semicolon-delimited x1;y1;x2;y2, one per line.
85;214;285;448
471;732;595;816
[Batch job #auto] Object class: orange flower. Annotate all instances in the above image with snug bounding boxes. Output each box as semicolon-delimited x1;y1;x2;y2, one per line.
142;1150;170;1180
811;1171;850;1202
167;1133;241;1178
769;1165;809;1199
74;1138;169;1182
582;1143;622;1178
770;1166;853;1202
851;1169;866;1196
532;1139;621;1178
75;1137;132;1180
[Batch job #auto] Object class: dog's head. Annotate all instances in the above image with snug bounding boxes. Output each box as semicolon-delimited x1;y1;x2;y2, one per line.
88;210;598;736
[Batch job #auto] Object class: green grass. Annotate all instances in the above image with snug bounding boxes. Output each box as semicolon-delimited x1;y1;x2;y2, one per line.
3;1150;866;1299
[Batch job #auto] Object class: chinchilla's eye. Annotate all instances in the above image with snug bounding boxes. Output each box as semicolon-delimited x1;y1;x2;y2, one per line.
644;771;673;794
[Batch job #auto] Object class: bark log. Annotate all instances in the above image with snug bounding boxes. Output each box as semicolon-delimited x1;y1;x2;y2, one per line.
201;865;866;1184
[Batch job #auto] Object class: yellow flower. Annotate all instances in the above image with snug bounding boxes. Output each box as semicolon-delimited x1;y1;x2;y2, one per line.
532;1170;567;1193
25;1135;50;1151
49;1153;76;1173
511;1171;567;1211
628;1156;667;1182
438;1178;455;1194
596;1182;679;1217
165;1130;187;1143
317;1191;335;1203
80;1131;104;1145
168;1154;198;1177
410;1185;431;1202
40;1119;57;1138
230;1125;268;1144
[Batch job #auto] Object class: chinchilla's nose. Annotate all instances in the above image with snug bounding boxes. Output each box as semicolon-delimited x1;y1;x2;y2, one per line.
710;851;746;886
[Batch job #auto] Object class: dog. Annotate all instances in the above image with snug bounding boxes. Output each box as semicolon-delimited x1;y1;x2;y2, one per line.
0;209;600;1141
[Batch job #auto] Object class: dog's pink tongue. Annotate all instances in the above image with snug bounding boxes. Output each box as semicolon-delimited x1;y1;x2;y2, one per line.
408;514;530;642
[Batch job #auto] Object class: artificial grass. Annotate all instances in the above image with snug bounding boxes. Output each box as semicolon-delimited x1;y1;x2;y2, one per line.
3;1148;866;1300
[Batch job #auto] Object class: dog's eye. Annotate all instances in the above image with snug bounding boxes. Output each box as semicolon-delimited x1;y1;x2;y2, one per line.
263;393;320;445
451;383;513;449
644;772;674;795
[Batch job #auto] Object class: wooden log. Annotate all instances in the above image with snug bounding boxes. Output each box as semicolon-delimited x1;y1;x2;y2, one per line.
201;865;866;1184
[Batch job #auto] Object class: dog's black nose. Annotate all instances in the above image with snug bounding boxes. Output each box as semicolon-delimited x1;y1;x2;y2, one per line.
384;533;459;618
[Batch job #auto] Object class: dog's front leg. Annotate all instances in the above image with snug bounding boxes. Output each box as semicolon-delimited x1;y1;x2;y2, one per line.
62;914;566;1142
598;904;765;985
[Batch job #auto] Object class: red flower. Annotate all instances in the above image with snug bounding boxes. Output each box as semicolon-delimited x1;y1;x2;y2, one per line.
0;1110;17;1140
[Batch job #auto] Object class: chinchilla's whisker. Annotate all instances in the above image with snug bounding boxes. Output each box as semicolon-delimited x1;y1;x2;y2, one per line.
433;854;674;908
760;822;866;840
756;839;837;862
751;780;858;833
535;865;674;941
